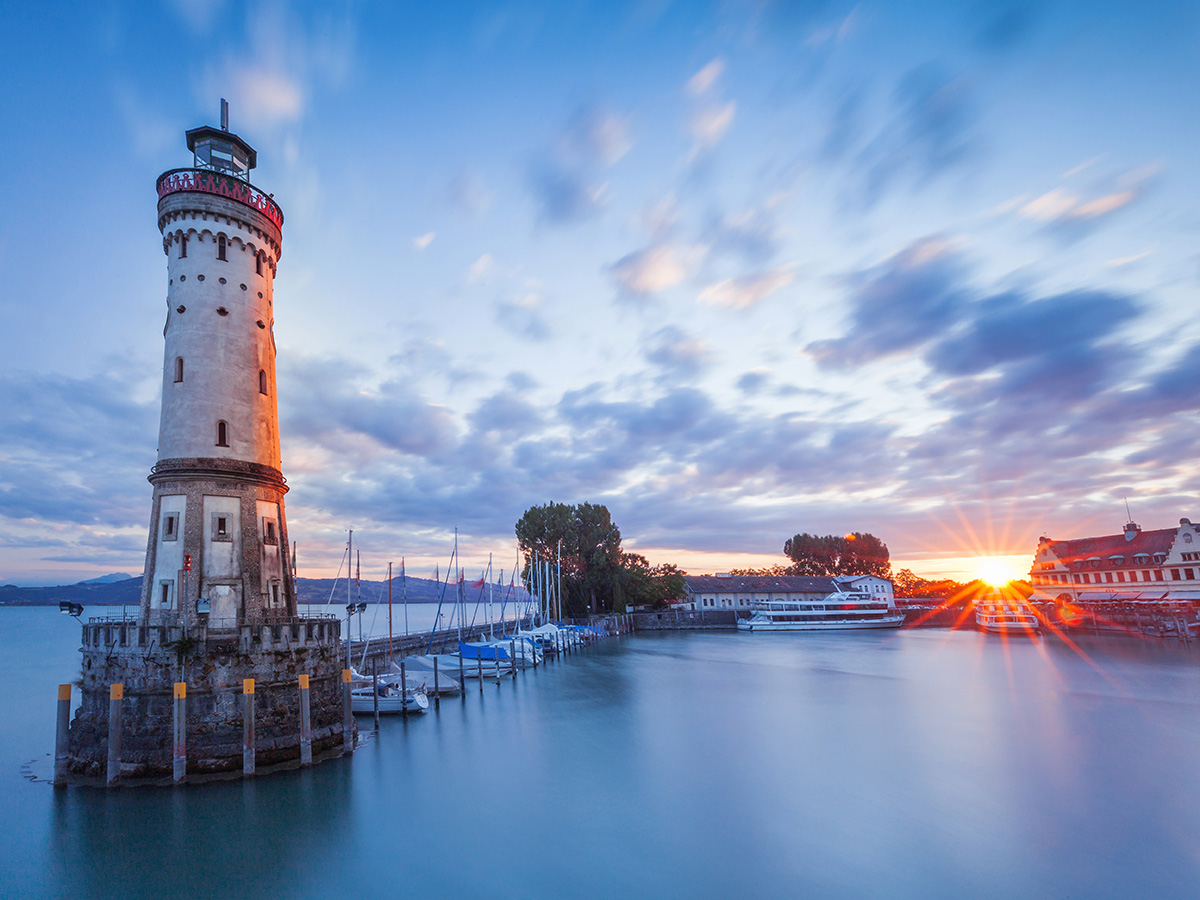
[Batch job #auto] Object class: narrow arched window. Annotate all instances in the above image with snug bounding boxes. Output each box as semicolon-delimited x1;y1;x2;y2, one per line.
258;369;267;394
216;420;229;447
179;235;188;259
218;234;227;261
256;253;263;276
174;357;184;383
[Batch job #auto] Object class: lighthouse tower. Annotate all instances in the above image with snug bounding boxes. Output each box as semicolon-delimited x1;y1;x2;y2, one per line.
141;101;294;629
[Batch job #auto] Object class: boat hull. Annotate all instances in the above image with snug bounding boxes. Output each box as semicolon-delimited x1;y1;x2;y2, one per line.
350;690;428;714
737;616;905;632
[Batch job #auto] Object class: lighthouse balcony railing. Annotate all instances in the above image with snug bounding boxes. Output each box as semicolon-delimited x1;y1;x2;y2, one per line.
156;167;284;230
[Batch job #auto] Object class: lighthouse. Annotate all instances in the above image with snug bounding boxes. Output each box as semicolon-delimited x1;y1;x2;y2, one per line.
65;105;349;783
143;100;293;629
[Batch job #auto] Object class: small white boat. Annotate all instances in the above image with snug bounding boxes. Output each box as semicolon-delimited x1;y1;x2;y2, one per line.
385;658;461;695
350;682;429;714
737;589;905;632
975;594;1041;635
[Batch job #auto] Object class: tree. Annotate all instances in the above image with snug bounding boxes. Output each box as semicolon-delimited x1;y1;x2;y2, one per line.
783;532;891;577
515;503;684;615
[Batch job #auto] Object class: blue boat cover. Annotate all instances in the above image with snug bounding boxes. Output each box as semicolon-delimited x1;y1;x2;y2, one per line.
459;641;511;660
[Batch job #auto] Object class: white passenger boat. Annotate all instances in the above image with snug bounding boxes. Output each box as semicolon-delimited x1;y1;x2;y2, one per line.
350;682;429;714
736;590;906;632
975;594;1040;635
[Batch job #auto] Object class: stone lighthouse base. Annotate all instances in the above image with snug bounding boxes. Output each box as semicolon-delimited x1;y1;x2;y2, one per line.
67;618;352;784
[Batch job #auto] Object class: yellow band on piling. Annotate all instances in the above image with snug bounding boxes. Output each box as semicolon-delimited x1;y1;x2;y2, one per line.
298;674;309;689
243;678;255;695
58;684;71;701
342;669;352;683
174;682;186;699
110;683;123;700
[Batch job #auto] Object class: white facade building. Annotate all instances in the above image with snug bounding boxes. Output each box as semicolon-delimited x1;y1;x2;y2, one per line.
682;573;895;612
1029;518;1200;603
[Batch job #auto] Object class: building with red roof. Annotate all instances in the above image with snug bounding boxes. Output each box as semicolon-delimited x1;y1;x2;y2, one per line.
1029;517;1200;603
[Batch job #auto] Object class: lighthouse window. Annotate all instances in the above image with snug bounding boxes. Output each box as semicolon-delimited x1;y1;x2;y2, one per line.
174;357;184;383
263;518;277;545
258;370;267;394
162;514;178;541
256;254;263;275
218;235;227;261
179;235;187;259
160;581;174;609
212;514;232;542
216;421;229;447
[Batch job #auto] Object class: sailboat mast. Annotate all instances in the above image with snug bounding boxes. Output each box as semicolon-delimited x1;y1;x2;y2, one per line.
402;557;408;637
488;552;494;640
387;560;393;663
455;527;461;643
556;540;562;622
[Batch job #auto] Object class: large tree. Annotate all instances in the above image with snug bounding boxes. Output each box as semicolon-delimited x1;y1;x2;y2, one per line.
516;502;623;615
783;532;891;577
515;503;684;615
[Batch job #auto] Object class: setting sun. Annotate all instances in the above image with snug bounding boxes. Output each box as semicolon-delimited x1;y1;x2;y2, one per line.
973;557;1028;587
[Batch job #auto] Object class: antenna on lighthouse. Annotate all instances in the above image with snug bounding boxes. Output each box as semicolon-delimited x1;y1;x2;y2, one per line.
220;98;229;131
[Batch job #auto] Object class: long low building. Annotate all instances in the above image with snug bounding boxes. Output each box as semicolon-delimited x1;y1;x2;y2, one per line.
681;573;894;612
1029;517;1200;603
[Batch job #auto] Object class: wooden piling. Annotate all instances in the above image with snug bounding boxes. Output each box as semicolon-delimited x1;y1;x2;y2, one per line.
511;640;517;677
342;669;354;754
459;654;465;703
54;684;70;787
242;678;255;777
298;674;312;766
372;659;380;730
433;657;440;709
399;659;407;720
477;655;483;693
106;683;122;787
172;682;187;784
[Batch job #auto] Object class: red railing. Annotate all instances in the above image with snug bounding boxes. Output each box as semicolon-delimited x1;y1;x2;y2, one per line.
156;168;284;230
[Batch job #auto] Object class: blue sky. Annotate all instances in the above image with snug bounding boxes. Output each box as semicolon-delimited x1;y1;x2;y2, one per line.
0;0;1197;585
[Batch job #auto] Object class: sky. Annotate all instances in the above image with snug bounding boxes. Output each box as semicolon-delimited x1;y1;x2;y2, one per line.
0;0;1197;586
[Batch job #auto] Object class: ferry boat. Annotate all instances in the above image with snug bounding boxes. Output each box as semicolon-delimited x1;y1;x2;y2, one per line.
736;590;906;632
974;594;1040;635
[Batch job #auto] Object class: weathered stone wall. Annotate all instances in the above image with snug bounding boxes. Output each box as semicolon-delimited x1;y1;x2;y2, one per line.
632;610;737;630
68;624;349;781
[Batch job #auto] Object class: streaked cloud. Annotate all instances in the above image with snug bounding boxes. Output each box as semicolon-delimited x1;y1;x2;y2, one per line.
698;266;795;310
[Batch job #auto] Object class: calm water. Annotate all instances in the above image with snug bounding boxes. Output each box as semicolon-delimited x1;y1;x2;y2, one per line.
5;608;1200;899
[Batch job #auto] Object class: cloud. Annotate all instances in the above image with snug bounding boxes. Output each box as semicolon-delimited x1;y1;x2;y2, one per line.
496;293;550;341
703;208;782;264
608;244;699;297
1011;164;1159;236
560;106;631;167
698;266;795;310
687;59;725;96
413;232;436;251
806;236;967;368
690;101;736;154
643;326;712;375
528;104;630;225
467;254;493;281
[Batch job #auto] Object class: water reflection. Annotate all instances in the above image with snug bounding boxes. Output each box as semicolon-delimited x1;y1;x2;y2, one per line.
7;610;1200;899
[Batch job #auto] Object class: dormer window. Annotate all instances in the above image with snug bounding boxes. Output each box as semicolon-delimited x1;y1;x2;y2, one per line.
1108;555;1124;566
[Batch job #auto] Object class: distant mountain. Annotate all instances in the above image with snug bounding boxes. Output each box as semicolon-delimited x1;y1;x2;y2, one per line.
0;577;143;608
0;574;518;608
79;573;136;584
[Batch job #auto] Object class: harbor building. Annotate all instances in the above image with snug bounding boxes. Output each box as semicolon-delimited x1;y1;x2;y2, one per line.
682;573;895;612
66;106;348;782
1028;518;1200;604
